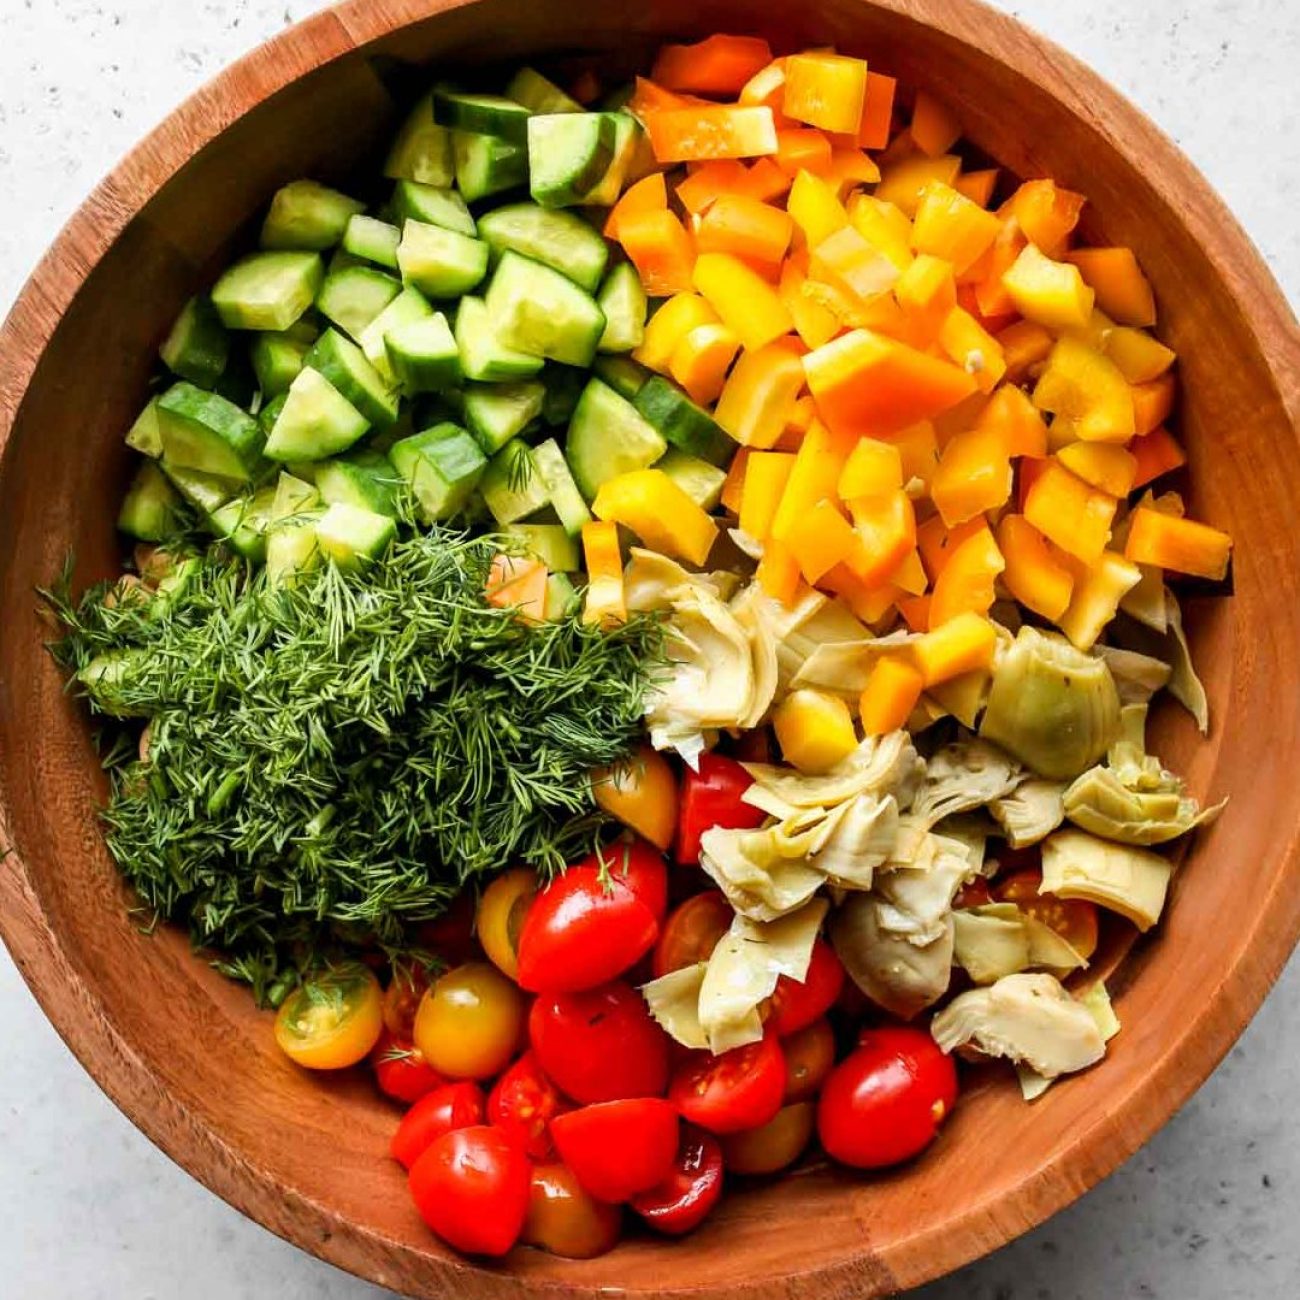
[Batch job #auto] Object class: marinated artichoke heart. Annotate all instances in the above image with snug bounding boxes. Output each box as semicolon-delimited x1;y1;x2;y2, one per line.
980;627;1122;780
1093;645;1172;706
989;778;1067;847
931;972;1107;1079
1040;828;1173;931
1016;980;1121;1099
910;737;1023;828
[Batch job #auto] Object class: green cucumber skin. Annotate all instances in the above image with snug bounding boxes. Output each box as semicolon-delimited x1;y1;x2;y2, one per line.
305;328;401;427
462;381;546;455
454;132;529;204
528;113;617;209
156;382;266;481
592;354;652;401
385;314;462;395
434;88;533;144
118;461;184;542
261;181;365;252
530;437;592;535
633;375;735;467
251;333;310;399
506;68;584;116
160;295;231;388
564;378;666;500
390;423;487;522
315;451;402;517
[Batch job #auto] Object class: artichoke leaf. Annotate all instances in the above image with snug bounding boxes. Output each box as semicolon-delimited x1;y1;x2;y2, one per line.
935;812;997;872
1164;588;1210;735
831;893;954;1019
792;629;920;700
815;793;899;890
990;779;1067;848
953;905;1032;985
641;963;710;1050
730;583;780;729
742;732;923;812
1063;766;1224;846
910;737;1023;829
872;836;969;947
1023;913;1089;973
699;825;826;921
1040;829;1172;931
1078;979;1122;1042
1094;645;1172;705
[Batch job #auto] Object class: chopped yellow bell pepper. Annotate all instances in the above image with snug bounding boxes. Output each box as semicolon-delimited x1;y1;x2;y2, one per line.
910;91;962;156
739;451;796;540
779;258;840;349
634;292;719;372
930;425;1013;527
773;687;859;773
894;419;940;486
669;321;741;405
1123;507;1233;581
1023;459;1117;565
782;53;868;134
811;226;902;301
756;537;801;603
787;169;849;247
875;153;962;218
838;437;903;498
895;253;957;344
1057;441;1138;497
975;385;1048;458
997;318;1055;383
785;498;861;584
890;547;928;595
771;421;847;541
1065;247;1156;327
1033;336;1135;443
1105;327;1176;384
908;611;998;685
912;181;1001;275
929;524;1005;626
1001;243;1096;331
996;514;1074;622
845;488;916;587
714;341;807;449
592;469;719;566
693;252;794;351
938;307;1007;393
847;194;916;271
860;656;926;735
581;521;626;626
720;446;749;514
954;168;998;207
1058;551;1142;650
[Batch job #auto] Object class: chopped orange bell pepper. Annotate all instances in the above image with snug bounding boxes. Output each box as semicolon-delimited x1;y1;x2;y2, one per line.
996;318;1055;383
860;656;925;735
627;77;710;117
669;322;742;405
1105;327;1176;384
779;258;841;349
784;498;861;583
845;489;917;586
929;524;1005;626
715;340;808;448
825;148;882;195
1016;455;1048;513
743;156;793;202
787;169;850;246
1057;441;1138;497
1001;243;1095;331
652;35;775;95
739;451;797;539
997;514;1074;621
771;421;847;542
780;393;816;445
811;226;902;300
917;515;988;582
894;419;940;488
783;53;869;134
617;208;696;296
581;521;626;626
696;193;794;268
908;611;998;685
486;555;548;623
756;538;801;603
1131;371;1176;436
890;547;928;595
1006;179;1085;259
1033;336;1135;443
895;253;958;344
954;168;999;208
1065;247;1157;327
634;292;718;372
938;307;1007;393
720;446;750;514
646;106;779;163
604;171;667;240
693;253;794;350
839;437;903;498
675;160;749;215
975;385;1048;458
819;562;898;625
591;468;718;567
898;593;931;632
910;91;961;156
930;425;1013;527
1023;459;1117;564
965;216;1027;317
874;153;962;218
855;71;897;149
775;128;834;177
1123;507;1232;581
1129;426;1186;488
912;181;1000;274
739;58;788;110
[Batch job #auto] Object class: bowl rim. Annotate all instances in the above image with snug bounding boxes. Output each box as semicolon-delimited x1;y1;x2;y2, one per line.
1;1;1299;1296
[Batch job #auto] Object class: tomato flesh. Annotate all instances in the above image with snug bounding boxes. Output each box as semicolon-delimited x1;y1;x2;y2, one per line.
551;1098;681;1203
653;890;733;977
676;753;767;865
994;868;1100;960
765;939;845;1037
391;1080;487;1170
476;867;537;981
592;746;679;851
488;1050;569;1160
371;1030;444;1105
523;1162;623;1258
668;1034;786;1135
629;1126;724;1236
274;964;384;1071
782;1017;837;1103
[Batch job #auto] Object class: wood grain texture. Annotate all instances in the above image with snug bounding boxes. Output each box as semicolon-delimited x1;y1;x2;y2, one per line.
1;1;1298;1296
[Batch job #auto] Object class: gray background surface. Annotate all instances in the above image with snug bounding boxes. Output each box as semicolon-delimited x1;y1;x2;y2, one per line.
1;1;1297;1296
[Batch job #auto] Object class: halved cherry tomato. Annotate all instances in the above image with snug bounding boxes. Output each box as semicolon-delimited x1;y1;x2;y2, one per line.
720;1101;815;1176
952;876;993;910
994;868;1100;961
409;1125;531;1256
593;745;679;851
676;753;767;865
390;1080;486;1169
488;1050;569;1160
529;980;671;1104
629;1125;724;1236
782;1017;837;1103
817;1027;958;1169
371;1029;444;1105
476;867;537;980
765;939;846;1037
516;853;661;993
551;1098;681;1203
605;838;671;924
414;890;481;966
522;1162;623;1259
728;727;773;763
274;964;383;1070
653;891;733;977
413;962;526;1080
381;963;431;1039
669;1034;786;1135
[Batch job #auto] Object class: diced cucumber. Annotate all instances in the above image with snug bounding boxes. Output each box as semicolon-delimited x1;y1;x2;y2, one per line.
506;67;584;115
657;448;729;512
317;501;397;570
385;313;461;393
541;364;588;426
633;375;735;466
455;295;544;382
390;423;487;522
528;113;616;208
397;220;489;299
209;484;279;562
454;131;529;203
463;381;545;455
593;354;651;400
596;262;647;353
476;203;609;292
410;391;466;431
316;265;402;340
315;449;401;517
265;368;370;462
159;295;230;388
581;112;645;206
359;286;434;384
161;460;242;515
342;214;401;269
391;181;475;236
118;461;183;541
157;382;265;481
259;392;288;437
211;348;258;410
152;556;203;608
565;379;666;499
282;315;322;346
261;181;365;251
385;92;455;187
328;247;366;275
305;328;400;427
212;251;324;332
433;87;532;144
479;439;551;525
126;396;165;458
266;511;323;587
543;571;580;620
250;332;310;398
270;471;321;521
506;522;581;572
531;437;592;535
485;251;606;367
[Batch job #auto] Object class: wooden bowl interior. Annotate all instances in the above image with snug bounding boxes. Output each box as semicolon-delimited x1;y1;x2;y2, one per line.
1;2;1298;1296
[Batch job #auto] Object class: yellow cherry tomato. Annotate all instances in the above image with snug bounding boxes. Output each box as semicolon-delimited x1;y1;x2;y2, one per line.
273;964;384;1070
476;867;537;980
720;1102;816;1176
592;745;678;850
413;961;526;1079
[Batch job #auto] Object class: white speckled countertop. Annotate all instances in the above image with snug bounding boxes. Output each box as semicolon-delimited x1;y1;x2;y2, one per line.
1;2;1297;1297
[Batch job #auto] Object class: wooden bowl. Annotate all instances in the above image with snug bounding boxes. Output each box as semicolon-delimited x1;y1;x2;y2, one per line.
1;1;1298;1295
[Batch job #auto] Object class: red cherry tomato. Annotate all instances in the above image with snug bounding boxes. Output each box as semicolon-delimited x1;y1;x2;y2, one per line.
817;1027;959;1169
516;856;660;993
390;1080;486;1170
371;1030;444;1105
765;940;846;1038
522;1162;623;1259
952;876;993;909
994;868;1100;961
551;1098;680;1203
628;1125;724;1236
529;981;670;1104
604;838;670;923
382;965;431;1039
408;1125;531;1257
676;753;767;866
652;891;733;978
669;1034;786;1135
488;1050;569;1160
414;891;481;967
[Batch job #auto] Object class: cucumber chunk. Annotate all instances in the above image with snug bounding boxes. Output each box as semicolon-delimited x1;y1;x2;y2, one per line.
161;460;242;515
391;181;476;236
209;484;279;562
265;368;370;462
160;295;230;388
565;379;666;499
316;501;397;570
261;180;365;251
316;265;402;340
543;571;580;620
126;396;165;458
463;381;546;455
531;437;592;535
506;68;584;116
592;354;652;400
541;364;588;426
259;393;288;438
270;471;321;521
657;448;729;511
118;461;184;541
390;423;487;522
581;112;646;206
266;511;324;587
433;87;532;144
505;522;581;572
342;214;401;269
455;295;544;382
485;251;606;367
528;113;616;208
315;449;401;517
250;331;310;398
212;251;324;332
305;328;401;427
454;131;529;203
385;92;455;187
633;375;735;466
397;220;489;299
157;382;266;481
476;203;609;292
480;439;551;525
596;262;647;353
359;286;434;384
385;313;461;393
